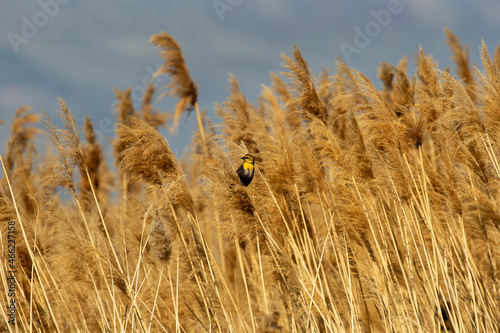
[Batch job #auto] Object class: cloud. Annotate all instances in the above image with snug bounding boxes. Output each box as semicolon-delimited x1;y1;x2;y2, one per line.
254;0;294;21
405;0;460;28
0;84;53;113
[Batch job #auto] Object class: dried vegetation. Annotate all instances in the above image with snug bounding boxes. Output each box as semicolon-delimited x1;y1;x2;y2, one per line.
1;29;500;332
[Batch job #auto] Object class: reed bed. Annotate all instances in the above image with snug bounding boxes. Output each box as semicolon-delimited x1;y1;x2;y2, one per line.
1;29;500;332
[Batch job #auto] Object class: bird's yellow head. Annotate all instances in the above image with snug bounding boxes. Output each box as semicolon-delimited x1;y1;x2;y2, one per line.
241;154;254;170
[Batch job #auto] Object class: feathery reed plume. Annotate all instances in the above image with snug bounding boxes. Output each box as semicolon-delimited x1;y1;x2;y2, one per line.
41;107;78;192
392;63;415;115
337;59;411;197
251;105;294;196
228;72;252;117
439;71;484;145
281;45;327;123
79;116;113;209
302;113;344;172
391;64;422;150
113;87;138;126
378;62;394;94
477;41;500;143
43;98;125;281
42;98;96;197
5;106;40;172
416;47;443;128
148;208;173;264
150;32;197;105
3;106;40;216
140;82;170;129
398;53;409;72
112;86;144;197
444;27;475;99
332;59;374;178
151;32;204;139
270;72;302;131
200;142;258;243
416;47;440;98
377;61;417;118
116;117;193;211
116;117;177;186
3;29;500;333
113;86;138;162
318;68;334;109
260;84;283;125
344;111;374;180
215;74;260;159
494;45;500;73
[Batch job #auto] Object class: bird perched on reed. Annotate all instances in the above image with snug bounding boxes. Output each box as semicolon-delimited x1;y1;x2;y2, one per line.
236;154;255;186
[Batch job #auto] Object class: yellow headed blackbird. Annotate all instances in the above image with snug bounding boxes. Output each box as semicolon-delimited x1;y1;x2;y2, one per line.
236;154;254;186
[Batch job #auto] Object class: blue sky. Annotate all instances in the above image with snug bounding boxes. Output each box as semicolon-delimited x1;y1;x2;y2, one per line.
1;0;499;156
